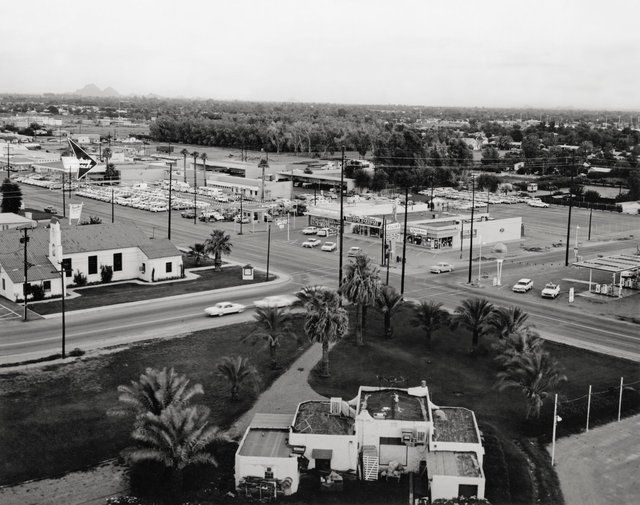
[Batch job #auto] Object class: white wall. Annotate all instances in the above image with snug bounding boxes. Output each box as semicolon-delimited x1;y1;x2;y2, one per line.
141;255;183;282
235;454;299;494
288;432;357;472
63;247;142;284
430;475;485;501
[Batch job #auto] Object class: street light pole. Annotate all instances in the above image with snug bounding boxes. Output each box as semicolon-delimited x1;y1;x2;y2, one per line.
19;226;31;321
565;163;575;266
400;184;409;297
58;263;67;358
239;189;244;235
111;185;115;223
62;172;66;218
266;224;271;281
168;161;174;240
468;175;476;284
338;146;345;298
588;207;593;241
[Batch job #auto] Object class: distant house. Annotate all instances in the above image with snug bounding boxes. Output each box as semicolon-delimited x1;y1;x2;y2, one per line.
72;133;100;144
0;221;182;302
0;213;36;231
587;167;613;175
235;382;485;502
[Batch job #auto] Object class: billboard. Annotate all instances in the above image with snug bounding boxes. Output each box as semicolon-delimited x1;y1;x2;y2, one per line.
67;139;98;179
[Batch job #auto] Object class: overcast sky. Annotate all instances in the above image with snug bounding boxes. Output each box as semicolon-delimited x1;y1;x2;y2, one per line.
1;0;638;109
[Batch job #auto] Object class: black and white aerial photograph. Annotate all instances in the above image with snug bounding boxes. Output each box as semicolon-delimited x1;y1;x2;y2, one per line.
1;1;639;504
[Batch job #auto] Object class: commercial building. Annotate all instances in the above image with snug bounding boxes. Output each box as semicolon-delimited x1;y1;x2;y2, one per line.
0;220;182;302
235;382;485;502
0;213;36;231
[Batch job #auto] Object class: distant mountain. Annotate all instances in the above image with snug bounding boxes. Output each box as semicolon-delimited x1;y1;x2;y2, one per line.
74;84;120;97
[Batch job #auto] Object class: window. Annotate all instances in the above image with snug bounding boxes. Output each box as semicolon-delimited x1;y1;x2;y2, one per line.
265;467;273;479
113;253;122;272
166;261;172;273
141;263;146;274
43;280;51;291
1;278;4;291
88;256;98;275
62;258;72;277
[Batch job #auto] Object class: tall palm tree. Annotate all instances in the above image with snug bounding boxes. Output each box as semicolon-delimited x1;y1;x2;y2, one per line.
295;286;348;377
453;297;495;348
246;306;297;369
340;254;380;346
488;306;531;339
111;367;203;419
126;404;224;490
191;151;199;191
496;350;567;419
411;301;450;347
376;285;403;339
180;148;189;183
493;329;544;369
200;152;208;187
102;147;112;166
215;355;260;401
204;229;232;271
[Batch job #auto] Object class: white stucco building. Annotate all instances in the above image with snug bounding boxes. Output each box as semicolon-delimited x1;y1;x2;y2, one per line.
0;220;182;302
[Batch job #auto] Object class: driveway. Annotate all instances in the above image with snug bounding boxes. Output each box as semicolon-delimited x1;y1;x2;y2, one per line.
552;415;640;505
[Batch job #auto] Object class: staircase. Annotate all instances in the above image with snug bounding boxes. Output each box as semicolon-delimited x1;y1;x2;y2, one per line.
362;445;379;481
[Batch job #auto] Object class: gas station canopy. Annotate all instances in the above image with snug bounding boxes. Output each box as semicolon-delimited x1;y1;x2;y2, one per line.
573;254;640;273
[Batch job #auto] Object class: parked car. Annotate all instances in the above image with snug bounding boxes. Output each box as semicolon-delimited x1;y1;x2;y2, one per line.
204;302;246;317
234;215;250;224
302;238;321;248
512;278;534;293
254;295;297;309
347;246;363;257
430;262;454;274
321;241;337;252
527;199;549;208
217;194;229;203
199;211;224;222
44;206;58;214
302;226;318;235
541;282;561;299
181;210;196;219
317;228;330;237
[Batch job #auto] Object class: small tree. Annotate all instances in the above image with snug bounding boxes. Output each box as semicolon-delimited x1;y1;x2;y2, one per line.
216;356;260;401
453;298;494;348
376;285;403;339
411;301;450;347
30;284;45;301
246;306;297;369
189;243;206;266
488;306;531;340
204;229;232;271
340;254;380;346
100;265;114;283
73;270;87;286
1;178;22;213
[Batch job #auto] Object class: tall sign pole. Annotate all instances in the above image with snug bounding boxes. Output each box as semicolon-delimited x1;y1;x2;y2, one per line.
468;175;476;284
565;161;574;266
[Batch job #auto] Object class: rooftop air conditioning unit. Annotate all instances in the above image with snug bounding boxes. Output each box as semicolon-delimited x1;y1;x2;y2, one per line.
330;397;342;415
402;429;415;444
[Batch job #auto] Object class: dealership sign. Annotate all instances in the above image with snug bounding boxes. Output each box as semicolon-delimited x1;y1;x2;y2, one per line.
345;215;383;227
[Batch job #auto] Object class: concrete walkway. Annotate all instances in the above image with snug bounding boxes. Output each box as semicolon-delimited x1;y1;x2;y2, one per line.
552;414;640;505
229;342;327;437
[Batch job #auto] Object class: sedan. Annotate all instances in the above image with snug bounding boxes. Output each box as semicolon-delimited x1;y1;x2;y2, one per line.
512;278;534;293
302;238;321;248
321;241;337;252
541;282;561;299
254;295;297;309
181;210;196;219
204;302;246;317
302;226;318;235
430;262;454;274
234;215;250;224
347;246;363;257
44;206;58;214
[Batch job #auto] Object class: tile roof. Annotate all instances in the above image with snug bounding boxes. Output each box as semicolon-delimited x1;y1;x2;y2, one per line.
0;229;57;283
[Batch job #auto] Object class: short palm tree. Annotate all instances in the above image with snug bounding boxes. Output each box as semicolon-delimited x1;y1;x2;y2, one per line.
216;355;260;401
493;329;544;369
180;148;189;183
488;306;531;339
246;306;297;369
189;242;206;266
376;285;403;339
296;286;348;377
111;367;203;419
102;147;112;166
340;254;380;346
411;301;450;347
126;404;224;490
453;297;495;348
204;229;232;271
200;152;208;187
496;350;567;419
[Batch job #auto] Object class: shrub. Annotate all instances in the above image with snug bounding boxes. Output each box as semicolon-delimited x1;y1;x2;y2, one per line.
29;284;45;301
69;347;85;357
100;265;114;283
73;270;87;286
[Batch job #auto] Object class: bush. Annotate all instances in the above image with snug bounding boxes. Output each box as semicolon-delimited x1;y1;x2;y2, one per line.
100;265;114;283
73;270;87;286
68;347;85;357
29;284;45;301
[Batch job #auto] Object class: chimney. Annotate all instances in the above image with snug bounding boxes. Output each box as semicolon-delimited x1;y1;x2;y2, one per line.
421;380;427;388
49;219;63;262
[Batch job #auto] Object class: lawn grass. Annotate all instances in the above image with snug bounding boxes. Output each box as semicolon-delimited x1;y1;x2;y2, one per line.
0;317;309;486
308;307;640;505
29;266;269;315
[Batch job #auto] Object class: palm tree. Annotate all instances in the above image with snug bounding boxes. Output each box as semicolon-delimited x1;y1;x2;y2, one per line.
340;254;380;346
204;229;232;271
200;152;208;187
453;297;495;348
191;151;199;191
189;242;206;266
102;147;112;166
411;301;450;347
126;404;224;490
488;306;531;339
180;148;189;183
376;285;403;339
111;367;203;419
246;306;297;369
493;329;544;369
496;350;567;419
216;355;260;401
295;286;348;377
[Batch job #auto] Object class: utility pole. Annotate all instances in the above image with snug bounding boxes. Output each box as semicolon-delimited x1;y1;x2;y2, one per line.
565;162;575;266
192;151;199;225
400;185;409;296
468;175;476;284
19;227;30;321
381;215;386;266
430;175;434;211
111;185;115;223
338;147;345;299
266;224;271;280
62;172;66;218
588;206;593;241
239;189;244;235
167;161;174;240
56;262;67;359
6;142;10;179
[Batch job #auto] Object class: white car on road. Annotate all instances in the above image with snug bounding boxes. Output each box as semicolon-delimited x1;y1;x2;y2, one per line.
317;228;330;237
541;282;561;299
347;246;363;257
204;302;246;317
430;262;454;274
321;241;337;252
512;278;534;293
302;238;321;248
302;226;318;235
527;199;549;208
254;295;297;309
